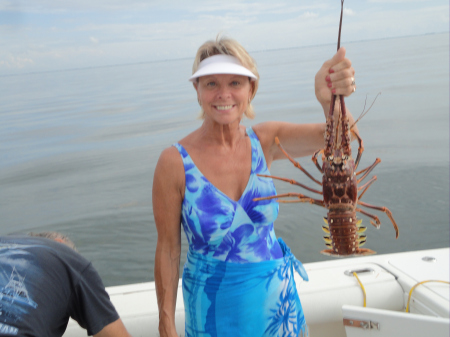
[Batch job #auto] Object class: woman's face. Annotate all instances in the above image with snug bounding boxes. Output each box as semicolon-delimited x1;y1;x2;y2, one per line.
195;74;253;125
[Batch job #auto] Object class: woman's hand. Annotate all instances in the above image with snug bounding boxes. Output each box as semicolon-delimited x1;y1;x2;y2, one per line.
315;47;355;112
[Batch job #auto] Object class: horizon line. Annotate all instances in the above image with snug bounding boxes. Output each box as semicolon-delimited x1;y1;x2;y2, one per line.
0;31;447;78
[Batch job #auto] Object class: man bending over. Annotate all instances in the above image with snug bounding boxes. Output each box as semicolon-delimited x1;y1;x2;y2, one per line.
0;232;131;337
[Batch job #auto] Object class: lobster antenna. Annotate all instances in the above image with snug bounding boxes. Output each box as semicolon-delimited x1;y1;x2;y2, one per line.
326;0;345;154
350;92;381;130
337;0;344;50
335;98;342;148
335;0;344;149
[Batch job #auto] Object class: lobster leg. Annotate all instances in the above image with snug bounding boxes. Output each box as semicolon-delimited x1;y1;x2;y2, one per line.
356;158;381;184
274;137;322;185
352;130;364;170
254;193;325;207
257;174;322;195
312;149;324;173
357;176;377;200
356;207;381;229
356;202;399;239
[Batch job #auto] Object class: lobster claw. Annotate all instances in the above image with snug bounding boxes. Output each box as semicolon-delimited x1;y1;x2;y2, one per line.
370;220;381;229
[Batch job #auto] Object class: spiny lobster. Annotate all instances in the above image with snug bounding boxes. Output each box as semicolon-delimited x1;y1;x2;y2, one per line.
254;0;399;256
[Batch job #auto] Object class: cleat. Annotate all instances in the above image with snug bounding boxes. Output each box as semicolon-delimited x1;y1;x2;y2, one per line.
356;219;363;226
357;227;367;234
359;240;366;247
325;243;332;248
322;226;330;234
323;217;328;225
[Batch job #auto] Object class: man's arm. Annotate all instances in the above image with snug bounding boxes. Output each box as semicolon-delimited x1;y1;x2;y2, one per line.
93;318;132;337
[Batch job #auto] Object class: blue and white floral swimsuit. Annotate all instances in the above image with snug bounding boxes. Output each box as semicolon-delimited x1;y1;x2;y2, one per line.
174;127;308;337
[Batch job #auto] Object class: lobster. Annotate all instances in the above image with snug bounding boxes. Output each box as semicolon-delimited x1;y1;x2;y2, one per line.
254;0;399;256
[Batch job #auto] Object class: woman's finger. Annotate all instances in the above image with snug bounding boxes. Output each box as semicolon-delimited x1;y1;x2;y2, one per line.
327;67;354;82
324;47;346;69
330;76;356;96
329;58;352;74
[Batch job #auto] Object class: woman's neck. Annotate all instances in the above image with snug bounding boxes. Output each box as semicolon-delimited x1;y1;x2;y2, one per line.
199;119;244;148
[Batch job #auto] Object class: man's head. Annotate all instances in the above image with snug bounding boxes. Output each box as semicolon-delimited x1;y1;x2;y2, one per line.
28;231;78;251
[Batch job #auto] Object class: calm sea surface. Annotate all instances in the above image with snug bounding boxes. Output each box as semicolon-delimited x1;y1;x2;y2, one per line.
0;34;448;287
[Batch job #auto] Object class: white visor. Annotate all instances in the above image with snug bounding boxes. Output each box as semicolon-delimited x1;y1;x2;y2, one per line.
189;54;257;82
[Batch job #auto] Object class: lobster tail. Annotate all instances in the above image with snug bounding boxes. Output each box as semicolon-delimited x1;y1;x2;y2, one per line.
321;215;374;256
320;248;376;257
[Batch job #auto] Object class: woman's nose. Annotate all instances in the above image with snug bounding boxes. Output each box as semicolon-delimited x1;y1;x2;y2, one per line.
217;86;231;99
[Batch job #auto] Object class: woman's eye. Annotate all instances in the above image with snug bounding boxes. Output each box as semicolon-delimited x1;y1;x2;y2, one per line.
206;81;216;87
231;81;240;86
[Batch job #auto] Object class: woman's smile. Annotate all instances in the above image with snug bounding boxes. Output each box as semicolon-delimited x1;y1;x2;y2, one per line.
215;104;234;111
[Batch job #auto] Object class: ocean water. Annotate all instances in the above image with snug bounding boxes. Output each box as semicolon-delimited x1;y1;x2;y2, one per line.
0;33;448;287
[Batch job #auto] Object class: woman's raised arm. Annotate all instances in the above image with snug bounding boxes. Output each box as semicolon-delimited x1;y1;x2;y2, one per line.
253;47;358;168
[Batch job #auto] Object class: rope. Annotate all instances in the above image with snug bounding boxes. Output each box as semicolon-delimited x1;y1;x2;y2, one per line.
353;272;366;307
406;280;450;313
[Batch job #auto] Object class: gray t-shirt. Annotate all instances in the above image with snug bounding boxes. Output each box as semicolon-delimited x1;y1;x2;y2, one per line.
0;235;119;336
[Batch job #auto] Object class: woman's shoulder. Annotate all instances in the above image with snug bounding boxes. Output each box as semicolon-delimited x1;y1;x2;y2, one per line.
251;122;277;146
159;145;181;158
155;146;184;175
153;146;186;206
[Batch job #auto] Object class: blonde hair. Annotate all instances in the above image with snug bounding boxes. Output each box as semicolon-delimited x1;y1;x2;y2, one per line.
193;36;259;120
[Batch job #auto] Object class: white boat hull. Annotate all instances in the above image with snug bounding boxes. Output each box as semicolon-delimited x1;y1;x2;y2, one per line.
63;248;449;337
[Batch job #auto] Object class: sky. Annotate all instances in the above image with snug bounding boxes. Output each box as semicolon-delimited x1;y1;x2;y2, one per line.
0;0;448;75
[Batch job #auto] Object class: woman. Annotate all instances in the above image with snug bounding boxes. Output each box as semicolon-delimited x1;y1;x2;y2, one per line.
153;36;357;337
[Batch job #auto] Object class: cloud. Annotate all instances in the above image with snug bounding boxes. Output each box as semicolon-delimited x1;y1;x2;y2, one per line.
0;0;447;75
344;8;356;16
1;0;330;13
368;0;434;2
300;11;319;19
0;0;157;12
0;54;34;69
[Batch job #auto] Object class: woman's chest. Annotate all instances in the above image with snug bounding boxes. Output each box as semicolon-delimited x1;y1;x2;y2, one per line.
185;143;252;202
